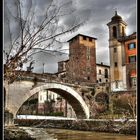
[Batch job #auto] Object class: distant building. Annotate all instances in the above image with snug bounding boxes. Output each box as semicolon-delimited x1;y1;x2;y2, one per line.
58;60;68;72
38;90;47;114
37;89;76;117
54;98;76;118
57;60;69;82
38;90;57;114
96;62;110;83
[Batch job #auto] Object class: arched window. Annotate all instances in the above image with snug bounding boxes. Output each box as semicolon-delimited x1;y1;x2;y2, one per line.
122;26;125;36
104;69;108;78
113;26;117;38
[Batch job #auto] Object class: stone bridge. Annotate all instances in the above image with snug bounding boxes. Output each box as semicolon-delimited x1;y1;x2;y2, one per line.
4;72;110;121
5;80;91;119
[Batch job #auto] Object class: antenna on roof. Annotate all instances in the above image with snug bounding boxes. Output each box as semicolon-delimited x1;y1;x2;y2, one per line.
114;8;118;15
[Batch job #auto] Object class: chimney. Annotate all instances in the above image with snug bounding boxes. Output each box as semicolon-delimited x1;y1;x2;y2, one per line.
101;62;103;65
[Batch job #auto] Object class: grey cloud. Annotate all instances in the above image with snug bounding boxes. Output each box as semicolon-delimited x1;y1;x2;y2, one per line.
96;48;110;65
22;50;68;73
4;0;136;73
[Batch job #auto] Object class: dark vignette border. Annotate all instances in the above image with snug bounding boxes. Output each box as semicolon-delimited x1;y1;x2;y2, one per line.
137;0;139;139
1;0;3;139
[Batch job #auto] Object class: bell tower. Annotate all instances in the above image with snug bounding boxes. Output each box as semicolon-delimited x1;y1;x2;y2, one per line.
107;11;127;91
108;11;127;40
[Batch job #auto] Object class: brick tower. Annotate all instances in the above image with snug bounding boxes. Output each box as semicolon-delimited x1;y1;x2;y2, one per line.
66;34;97;84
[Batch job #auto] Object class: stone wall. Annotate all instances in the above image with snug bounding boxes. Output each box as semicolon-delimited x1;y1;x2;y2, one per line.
14;119;136;135
4;110;14;126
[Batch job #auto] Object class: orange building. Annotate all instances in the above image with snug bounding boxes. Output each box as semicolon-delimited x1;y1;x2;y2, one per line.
124;32;136;64
119;32;137;89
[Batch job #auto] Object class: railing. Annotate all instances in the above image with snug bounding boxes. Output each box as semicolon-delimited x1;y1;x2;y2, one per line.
16;115;76;120
15;74;96;89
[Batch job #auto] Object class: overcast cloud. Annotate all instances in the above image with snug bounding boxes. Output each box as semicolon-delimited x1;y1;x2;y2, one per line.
4;0;136;73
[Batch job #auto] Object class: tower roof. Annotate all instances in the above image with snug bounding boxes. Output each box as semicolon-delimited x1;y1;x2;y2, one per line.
111;11;122;21
107;11;127;26
67;34;97;42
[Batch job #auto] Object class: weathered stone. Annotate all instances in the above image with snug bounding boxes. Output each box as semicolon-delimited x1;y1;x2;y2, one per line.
14;119;136;135
6;82;90;119
4;127;36;140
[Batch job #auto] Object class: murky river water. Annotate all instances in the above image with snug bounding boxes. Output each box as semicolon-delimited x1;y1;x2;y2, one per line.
21;127;136;140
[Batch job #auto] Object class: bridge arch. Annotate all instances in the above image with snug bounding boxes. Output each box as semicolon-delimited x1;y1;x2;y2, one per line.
95;92;109;110
9;82;90;119
95;92;109;103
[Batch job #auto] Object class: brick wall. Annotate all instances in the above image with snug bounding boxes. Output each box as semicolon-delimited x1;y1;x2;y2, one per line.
66;35;97;84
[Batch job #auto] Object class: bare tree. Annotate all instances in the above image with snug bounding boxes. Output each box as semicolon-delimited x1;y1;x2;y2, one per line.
127;94;136;119
4;0;84;84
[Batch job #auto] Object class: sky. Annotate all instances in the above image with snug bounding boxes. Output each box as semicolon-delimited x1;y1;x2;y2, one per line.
4;0;137;73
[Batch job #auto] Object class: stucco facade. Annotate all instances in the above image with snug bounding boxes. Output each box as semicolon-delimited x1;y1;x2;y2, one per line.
96;62;110;83
107;11;127;91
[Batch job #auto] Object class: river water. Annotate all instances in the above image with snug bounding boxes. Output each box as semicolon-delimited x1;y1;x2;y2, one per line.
21;127;136;140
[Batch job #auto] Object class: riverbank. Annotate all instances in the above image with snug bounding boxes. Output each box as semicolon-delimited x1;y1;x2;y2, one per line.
14;118;136;135
4;126;36;140
4;127;136;140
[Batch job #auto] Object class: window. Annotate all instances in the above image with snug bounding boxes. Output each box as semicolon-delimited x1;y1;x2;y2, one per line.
87;55;90;60
122;27;125;36
115;62;118;67
115;81;118;88
87;76;90;80
131;77;136;87
96;80;98;83
99;69;101;74
99;79;102;82
129;56;136;63
128;43;135;50
83;36;86;40
114;48;117;53
87;47;90;60
105;69;108;78
113;26;117;38
89;38;93;42
87;67;90;72
106;80;108;82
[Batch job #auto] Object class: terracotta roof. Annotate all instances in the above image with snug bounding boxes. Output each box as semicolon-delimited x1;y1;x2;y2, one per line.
58;59;69;63
118;32;137;42
96;63;110;67
67;33;97;42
